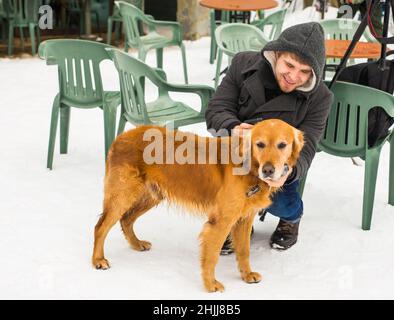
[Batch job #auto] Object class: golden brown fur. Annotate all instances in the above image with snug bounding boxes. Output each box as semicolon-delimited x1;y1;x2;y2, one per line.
92;119;304;292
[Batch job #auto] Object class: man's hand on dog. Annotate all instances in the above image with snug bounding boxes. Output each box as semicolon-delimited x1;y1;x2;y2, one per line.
233;123;254;135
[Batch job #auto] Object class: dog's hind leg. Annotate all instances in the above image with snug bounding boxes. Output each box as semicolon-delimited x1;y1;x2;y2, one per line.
92;212;119;270
92;176;146;270
231;212;262;284
199;213;237;292
120;194;160;251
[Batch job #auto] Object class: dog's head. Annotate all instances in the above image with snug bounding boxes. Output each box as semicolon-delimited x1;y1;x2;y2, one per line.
250;119;304;181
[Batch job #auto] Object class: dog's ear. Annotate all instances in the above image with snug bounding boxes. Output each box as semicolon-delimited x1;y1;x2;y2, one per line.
231;133;254;175
289;128;304;166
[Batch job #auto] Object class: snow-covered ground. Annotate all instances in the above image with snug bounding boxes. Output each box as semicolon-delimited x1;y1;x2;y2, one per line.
0;5;393;300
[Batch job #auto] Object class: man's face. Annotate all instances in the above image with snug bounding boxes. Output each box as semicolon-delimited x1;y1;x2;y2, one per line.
274;52;313;93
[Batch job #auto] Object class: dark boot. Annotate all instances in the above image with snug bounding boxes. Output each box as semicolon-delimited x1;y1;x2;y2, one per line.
220;227;254;256
270;219;300;250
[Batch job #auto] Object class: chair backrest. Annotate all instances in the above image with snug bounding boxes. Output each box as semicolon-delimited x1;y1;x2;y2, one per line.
39;39;113;107
68;0;80;10
319;19;360;41
112;0;142;18
0;0;4;17
252;8;287;40
3;0;42;22
107;48;164;124
116;1;147;47
215;23;269;57
320;81;394;157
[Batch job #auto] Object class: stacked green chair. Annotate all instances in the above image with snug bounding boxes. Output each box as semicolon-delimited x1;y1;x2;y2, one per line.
214;23;269;88
107;0;142;45
106;48;214;135
302;81;394;230
38;40;121;169
66;0;101;35
3;0;42;55
251;8;287;41
116;1;189;84
0;0;6;43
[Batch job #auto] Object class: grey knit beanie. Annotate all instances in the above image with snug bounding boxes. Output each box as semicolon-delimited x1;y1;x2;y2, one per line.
262;22;326;90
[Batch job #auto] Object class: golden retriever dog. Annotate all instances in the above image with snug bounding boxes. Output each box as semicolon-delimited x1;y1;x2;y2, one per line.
92;119;304;292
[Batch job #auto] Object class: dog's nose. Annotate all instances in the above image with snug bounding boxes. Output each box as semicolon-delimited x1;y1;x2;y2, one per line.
262;162;275;178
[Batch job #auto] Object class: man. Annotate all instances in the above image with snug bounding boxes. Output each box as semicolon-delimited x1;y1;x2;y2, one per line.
205;22;334;253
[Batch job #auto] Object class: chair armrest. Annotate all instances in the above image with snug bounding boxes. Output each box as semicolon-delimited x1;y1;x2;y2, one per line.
149;20;182;43
161;82;215;114
38;41;57;65
153;68;167;81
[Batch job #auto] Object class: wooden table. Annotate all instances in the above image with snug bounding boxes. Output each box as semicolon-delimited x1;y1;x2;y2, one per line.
325;39;382;59
200;0;278;22
200;0;278;11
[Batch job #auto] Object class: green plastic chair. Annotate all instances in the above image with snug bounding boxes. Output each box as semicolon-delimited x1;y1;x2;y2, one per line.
209;10;264;64
107;0;142;45
302;81;394;230
214;23;269;88
116;1;189;84
66;0;101;35
3;0;41;55
106;48;214;134
38;39;121;169
209;9;230;64
319;19;377;76
251;8;287;41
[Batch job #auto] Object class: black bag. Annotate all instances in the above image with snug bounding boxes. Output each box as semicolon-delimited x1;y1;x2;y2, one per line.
337;51;394;147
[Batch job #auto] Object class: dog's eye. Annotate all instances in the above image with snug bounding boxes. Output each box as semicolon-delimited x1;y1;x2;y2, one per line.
256;142;265;149
278;142;287;149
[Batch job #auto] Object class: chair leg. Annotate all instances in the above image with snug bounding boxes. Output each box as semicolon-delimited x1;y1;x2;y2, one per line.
180;44;188;84
115;21;121;42
60;105;71;154
361;149;381;230
47;95;61;170
66;13;70;35
79;12;84;35
389;134;394;205
209;10;216;64
36;25;41;48
117;115;127;136
107;18;113;44
103;104;118;159
8;24;14;56
19;26;25;51
29;24;36;56
156;48;163;68
214;49;223;88
138;49;147;62
95;12;100;34
298;175;307;199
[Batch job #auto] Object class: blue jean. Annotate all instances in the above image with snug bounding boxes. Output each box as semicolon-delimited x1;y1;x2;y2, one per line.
266;180;303;223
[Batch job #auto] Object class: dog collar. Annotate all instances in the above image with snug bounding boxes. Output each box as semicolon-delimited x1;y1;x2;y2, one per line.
246;184;261;198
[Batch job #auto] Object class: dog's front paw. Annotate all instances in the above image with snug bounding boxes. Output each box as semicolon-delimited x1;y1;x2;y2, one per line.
242;272;262;283
93;258;110;270
131;240;152;251
205;280;225;293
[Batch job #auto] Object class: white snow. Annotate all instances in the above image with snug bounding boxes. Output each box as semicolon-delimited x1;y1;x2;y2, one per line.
0;5;393;300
